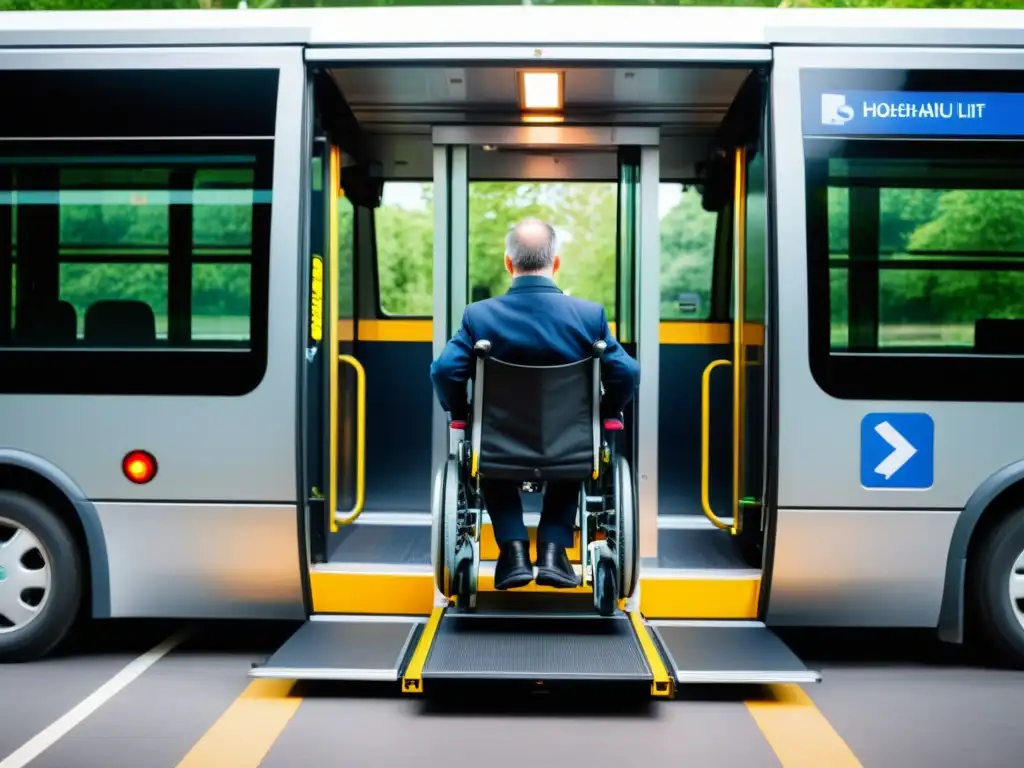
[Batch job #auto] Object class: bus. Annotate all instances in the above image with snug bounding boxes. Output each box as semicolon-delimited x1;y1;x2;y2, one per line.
1;6;1023;692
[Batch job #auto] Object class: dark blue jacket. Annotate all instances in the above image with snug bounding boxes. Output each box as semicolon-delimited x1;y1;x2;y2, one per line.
430;275;640;416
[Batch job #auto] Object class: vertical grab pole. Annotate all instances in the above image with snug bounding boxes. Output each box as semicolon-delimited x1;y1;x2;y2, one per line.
731;146;748;537
327;145;342;533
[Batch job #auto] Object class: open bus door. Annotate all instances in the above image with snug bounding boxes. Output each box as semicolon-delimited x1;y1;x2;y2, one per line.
648;70;820;686
253;73;426;683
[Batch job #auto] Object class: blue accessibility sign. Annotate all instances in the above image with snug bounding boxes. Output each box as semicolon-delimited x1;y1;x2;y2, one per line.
860;413;934;490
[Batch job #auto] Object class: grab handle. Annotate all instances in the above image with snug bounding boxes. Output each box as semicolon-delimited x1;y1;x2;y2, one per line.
334;354;366;527
700;358;733;532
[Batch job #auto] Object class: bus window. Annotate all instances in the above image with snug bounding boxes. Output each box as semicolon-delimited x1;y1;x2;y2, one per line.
18;160;267;350
375;181;433;317
0;145;272;395
806;139;1024;402
467;181;617;320
659;183;716;321
192;169;256;343
56;168;171;342
0;68;276;396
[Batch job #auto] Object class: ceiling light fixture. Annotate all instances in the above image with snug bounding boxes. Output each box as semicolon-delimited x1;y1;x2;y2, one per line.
518;70;564;112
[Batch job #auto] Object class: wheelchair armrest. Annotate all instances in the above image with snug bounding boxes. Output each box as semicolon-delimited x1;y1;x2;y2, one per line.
602;417;624;432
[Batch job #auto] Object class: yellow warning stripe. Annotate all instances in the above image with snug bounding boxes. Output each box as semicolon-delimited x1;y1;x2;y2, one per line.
627;610;673;697
746;684;863;768
639;574;761;620
309;570;762;619
400;604;446;694
347;319;764;346
175;679;301;768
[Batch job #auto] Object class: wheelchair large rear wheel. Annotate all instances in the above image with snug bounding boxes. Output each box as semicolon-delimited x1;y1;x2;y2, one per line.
614;454;640;599
430;459;458;598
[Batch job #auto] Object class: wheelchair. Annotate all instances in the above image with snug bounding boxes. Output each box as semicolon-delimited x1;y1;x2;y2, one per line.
431;338;640;617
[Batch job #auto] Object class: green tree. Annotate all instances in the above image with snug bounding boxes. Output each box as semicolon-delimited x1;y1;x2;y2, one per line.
658;185;716;319
375;187;433;315
1;0;1022;10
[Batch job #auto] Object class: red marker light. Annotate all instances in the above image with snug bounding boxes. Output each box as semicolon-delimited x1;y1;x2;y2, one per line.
122;450;157;484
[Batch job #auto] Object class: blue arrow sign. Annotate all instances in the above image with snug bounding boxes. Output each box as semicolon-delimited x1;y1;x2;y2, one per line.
860;413;934;490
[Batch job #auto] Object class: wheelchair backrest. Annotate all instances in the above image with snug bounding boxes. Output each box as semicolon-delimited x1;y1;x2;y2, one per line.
469;339;604;482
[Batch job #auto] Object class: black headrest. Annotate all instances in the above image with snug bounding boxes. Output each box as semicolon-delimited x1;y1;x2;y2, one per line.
976;318;1024;354
16;299;78;345
84;300;156;347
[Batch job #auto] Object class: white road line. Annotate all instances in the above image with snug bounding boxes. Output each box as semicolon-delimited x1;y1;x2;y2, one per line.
0;627;193;768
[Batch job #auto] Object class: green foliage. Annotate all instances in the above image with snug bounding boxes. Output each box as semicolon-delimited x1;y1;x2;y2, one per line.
373;181;718;321
0;0;1022;10
12;170;258;340
827;183;1024;349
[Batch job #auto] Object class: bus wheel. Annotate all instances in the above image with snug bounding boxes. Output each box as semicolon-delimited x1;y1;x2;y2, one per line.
972;507;1024;668
0;491;82;662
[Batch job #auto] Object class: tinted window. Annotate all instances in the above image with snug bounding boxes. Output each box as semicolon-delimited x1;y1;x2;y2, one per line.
806;140;1024;402
0;69;277;395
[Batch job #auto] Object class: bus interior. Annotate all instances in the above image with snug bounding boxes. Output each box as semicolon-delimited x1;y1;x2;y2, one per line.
263;55;817;690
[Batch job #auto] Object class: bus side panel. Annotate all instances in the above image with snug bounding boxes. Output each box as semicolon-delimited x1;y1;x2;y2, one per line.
767;46;1024;628
0;47;308;620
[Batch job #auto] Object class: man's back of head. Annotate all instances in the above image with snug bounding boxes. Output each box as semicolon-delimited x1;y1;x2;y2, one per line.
504;218;560;278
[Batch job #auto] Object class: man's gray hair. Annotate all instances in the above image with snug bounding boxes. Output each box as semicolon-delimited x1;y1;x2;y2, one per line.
505;218;557;273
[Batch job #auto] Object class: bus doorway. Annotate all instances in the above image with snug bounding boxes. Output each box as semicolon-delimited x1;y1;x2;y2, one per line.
262;58;816;690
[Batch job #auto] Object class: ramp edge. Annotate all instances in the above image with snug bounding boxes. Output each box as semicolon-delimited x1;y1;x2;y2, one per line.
628;611;674;697
649;621;820;686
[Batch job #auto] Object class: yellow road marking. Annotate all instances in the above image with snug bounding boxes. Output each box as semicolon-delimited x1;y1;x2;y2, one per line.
746;684;862;768
175;679;301;768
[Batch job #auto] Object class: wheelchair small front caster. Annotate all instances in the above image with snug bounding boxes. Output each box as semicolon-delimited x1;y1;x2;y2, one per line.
593;557;618;617
455;558;477;611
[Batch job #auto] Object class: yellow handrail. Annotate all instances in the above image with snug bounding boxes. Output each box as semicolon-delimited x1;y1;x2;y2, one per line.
700;358;733;531
731;145;748;537
327;145;341;532
335;353;366;526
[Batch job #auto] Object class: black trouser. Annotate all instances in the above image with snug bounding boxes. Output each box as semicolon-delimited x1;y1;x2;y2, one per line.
480;479;577;548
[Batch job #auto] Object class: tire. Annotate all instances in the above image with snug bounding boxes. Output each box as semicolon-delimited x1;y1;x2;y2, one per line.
971;507;1024;668
593;557;617;617
0;492;82;662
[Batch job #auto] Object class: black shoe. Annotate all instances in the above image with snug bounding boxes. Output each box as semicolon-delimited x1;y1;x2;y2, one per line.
535;541;579;588
494;540;534;590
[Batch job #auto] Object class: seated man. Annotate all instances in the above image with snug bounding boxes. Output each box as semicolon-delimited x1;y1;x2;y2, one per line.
430;218;641;590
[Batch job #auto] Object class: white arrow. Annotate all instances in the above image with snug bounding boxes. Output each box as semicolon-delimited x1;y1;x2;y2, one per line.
873;421;917;480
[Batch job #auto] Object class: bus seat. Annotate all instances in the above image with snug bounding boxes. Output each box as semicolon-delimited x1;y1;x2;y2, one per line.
84;300;157;347
975;318;1024;354
15;300;77;345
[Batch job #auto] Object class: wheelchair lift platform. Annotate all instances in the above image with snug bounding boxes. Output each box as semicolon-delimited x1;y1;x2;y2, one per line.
251;596;820;693
255;337;820;693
